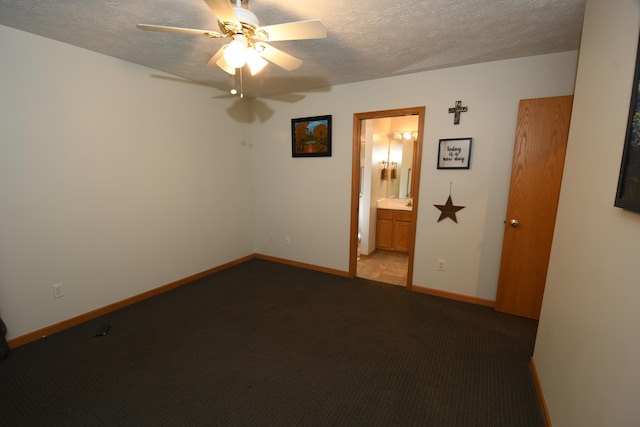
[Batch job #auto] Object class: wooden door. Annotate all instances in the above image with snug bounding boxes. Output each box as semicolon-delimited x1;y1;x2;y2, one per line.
495;96;573;319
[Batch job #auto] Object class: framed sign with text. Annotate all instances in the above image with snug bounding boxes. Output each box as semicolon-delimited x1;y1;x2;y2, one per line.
437;138;472;169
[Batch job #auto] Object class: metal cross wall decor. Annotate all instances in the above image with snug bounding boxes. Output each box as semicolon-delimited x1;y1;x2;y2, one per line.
448;100;468;125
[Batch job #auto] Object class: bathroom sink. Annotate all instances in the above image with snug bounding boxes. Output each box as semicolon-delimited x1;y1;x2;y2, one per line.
376;198;412;211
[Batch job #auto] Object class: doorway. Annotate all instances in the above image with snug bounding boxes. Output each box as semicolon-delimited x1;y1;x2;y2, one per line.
349;107;425;288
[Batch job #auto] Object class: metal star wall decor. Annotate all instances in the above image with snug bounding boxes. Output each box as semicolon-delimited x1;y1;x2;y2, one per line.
434;183;465;223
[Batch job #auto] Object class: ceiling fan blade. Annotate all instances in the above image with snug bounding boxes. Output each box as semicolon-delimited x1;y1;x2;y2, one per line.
206;46;236;75
206;46;225;67
204;0;239;27
259;44;303;71
258;19;327;41
137;24;222;38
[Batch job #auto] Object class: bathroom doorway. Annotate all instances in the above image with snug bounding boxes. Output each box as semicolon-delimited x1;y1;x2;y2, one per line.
348;107;425;288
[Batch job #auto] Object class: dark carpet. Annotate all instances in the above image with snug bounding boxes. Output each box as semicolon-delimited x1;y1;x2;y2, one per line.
0;259;543;426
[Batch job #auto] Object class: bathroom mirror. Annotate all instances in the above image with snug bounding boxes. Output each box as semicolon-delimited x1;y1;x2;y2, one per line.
383;131;416;199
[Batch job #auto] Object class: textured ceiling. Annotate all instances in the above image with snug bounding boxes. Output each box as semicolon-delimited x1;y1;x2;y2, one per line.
0;0;586;98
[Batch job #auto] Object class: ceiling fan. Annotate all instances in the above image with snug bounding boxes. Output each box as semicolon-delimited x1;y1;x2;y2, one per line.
138;0;327;77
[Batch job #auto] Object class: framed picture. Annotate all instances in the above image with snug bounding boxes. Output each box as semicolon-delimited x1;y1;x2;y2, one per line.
291;115;332;157
437;138;472;169
615;35;640;213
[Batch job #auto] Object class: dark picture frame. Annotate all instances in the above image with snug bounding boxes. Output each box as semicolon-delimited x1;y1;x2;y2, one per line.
615;35;640;213
291;115;332;157
437;137;472;169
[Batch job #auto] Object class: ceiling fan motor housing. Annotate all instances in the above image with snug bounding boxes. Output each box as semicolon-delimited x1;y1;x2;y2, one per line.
233;8;259;30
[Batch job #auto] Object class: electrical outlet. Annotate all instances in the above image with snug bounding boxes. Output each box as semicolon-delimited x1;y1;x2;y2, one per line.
52;283;65;298
268;234;273;242
438;260;445;271
284;236;291;245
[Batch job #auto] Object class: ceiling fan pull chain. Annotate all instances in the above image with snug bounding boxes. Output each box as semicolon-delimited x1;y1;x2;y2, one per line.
230;72;237;95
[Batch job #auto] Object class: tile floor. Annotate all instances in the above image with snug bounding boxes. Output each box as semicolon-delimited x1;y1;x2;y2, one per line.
357;251;409;287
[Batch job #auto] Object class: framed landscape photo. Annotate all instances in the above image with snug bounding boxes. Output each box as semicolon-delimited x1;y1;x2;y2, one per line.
615;35;640;213
437;137;472;169
291;115;332;157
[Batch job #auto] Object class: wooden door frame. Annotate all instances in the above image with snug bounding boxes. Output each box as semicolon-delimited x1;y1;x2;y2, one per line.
349;107;425;288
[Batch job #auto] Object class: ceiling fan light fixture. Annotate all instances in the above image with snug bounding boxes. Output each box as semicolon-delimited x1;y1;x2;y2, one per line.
254;29;269;41
223;35;248;68
253;42;266;54
247;48;268;75
216;52;236;75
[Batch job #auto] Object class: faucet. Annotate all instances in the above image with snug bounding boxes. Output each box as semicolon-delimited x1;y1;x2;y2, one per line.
406;198;413;207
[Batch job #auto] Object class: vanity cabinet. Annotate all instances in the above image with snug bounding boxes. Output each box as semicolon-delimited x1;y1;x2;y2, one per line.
376;209;412;253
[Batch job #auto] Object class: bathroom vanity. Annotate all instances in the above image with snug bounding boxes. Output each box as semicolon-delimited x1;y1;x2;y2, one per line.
375;199;413;253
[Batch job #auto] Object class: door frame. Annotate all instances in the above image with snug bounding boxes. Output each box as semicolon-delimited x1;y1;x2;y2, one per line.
349;107;425;288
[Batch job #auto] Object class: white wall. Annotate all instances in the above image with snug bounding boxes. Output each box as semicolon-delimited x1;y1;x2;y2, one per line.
250;52;578;300
534;1;640;425
0;26;254;340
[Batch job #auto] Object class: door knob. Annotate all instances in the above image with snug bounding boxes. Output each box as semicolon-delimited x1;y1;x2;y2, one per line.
510;219;519;228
